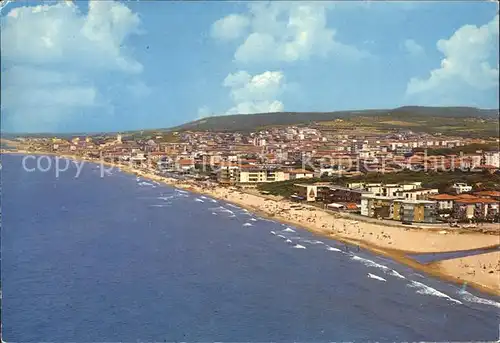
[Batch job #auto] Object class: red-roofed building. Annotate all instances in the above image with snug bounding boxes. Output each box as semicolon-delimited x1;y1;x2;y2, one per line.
474;190;500;200
453;197;499;220
286;169;314;180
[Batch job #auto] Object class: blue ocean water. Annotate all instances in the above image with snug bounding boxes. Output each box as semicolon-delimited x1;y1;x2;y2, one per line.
1;154;499;342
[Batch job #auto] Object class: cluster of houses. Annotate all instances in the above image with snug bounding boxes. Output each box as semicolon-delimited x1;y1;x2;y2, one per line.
293;182;500;224
17;125;499;177
14;127;499;226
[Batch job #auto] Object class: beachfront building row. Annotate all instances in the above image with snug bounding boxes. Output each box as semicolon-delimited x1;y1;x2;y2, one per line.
218;166;314;186
292;183;499;223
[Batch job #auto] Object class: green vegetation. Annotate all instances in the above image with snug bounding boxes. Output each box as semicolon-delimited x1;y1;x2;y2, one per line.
168;106;498;135
257;170;500;197
415;143;499;156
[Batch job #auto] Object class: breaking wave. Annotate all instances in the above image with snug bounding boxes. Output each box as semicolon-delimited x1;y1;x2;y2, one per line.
242;223;253;227
138;181;154;187
282;228;295;233
301;239;325;245
351;256;390;272
293;244;306;249
270;231;276;235
408;281;462;304
157;196;173;201
326;246;342;252
350;255;407;280
459;290;500;309
368;273;386;282
389;270;406;279
194;198;204;203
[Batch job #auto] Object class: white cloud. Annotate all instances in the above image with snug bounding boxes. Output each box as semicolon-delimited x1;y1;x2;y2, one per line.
403;39;424;56
406;15;499;99
1;0;144;132
223;71;286;114
211;14;250;41
2;0;142;73
215;2;368;64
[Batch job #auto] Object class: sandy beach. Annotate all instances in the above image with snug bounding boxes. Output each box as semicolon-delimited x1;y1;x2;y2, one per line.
159;174;500;296
2;151;499;296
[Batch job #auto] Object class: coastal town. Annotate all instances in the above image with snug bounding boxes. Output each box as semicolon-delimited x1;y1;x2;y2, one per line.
2;122;500;295
4;123;499;227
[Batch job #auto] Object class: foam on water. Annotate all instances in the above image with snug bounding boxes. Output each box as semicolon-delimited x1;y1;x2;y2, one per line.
210;199;217;203
368;273;386;282
138;181;154;187
200;196;207;199
326;246;342;252
277;235;286;239
157;196;173;201
389;270;406;279
212;212;217;215
175;189;189;194
270;231;276;235
293;244;306;249
285;239;293;244
408;281;462;304
195;198;204;203
282;228;295;233
150;204;171;207
250;218;258;222
226;203;241;209
351;256;390;272
242;223;253;227
459;290;500;309
301;239;325;245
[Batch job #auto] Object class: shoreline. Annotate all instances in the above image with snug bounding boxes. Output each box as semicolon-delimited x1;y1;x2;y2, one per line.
3;150;500;297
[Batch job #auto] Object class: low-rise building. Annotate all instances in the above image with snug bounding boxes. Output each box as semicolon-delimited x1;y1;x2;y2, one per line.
287;169;314;180
396;188;439;201
428;194;456;211
361;194;400;219
451;183;472;194
393;200;437;223
453;197;499;221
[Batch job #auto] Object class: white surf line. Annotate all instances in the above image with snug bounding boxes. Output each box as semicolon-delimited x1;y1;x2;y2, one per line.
458;290;500;309
350;255;406;280
293;244;306;249
326;246;342;252
408;280;462;304
368;273;387;282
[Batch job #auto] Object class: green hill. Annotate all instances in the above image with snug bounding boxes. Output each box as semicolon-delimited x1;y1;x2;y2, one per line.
169;106;498;133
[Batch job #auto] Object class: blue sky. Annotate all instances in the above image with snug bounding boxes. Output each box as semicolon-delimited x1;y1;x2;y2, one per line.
1;0;498;133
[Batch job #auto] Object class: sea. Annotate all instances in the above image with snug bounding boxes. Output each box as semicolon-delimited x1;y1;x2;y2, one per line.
1;154;499;342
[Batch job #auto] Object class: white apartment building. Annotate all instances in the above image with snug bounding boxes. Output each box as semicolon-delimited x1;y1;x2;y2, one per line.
451;183;472;194
396;188;439;201
484;151;500;168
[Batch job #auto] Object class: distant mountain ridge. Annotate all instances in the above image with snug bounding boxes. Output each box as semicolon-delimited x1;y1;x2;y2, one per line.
170;106;499;133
